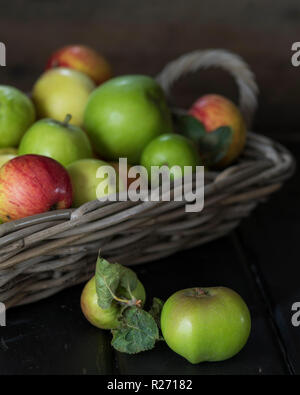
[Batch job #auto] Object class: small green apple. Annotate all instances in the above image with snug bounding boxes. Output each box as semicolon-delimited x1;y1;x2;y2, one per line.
84;75;173;164
67;158;121;207
80;274;146;329
0;85;35;148
161;287;251;364
32;67;95;126
140;133;200;185
18;116;93;167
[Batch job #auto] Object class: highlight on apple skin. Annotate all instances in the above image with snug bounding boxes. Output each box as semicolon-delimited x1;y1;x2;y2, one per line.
46;45;112;85
0;154;73;222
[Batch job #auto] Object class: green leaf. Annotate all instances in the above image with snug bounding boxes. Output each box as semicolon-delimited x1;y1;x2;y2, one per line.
198;126;233;166
173;113;233;167
111;306;159;354
148;297;164;328
118;266;138;297
173;113;207;142
95;257;123;309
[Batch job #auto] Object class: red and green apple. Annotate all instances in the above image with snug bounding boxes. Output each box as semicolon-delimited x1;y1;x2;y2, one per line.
46;44;112;85
189;94;246;167
0;154;72;222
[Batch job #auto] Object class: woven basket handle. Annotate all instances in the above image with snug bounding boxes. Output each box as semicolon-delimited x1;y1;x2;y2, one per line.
156;49;258;128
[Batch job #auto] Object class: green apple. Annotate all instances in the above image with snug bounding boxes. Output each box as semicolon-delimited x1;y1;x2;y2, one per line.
18;116;93;167
161;287;251;364
67;158;121;207
84;75;173;164
0;85;35;148
32;67;95;126
80;274;146;329
140;133;200;185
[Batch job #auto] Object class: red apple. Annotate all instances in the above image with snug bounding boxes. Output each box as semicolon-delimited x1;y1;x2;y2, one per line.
46;45;112;85
189;94;246;167
0;155;72;222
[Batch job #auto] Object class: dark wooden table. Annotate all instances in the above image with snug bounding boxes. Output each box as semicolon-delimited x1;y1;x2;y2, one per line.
0;140;298;375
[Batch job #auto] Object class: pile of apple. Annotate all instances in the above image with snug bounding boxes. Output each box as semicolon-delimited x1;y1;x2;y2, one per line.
0;44;246;223
0;45;251;362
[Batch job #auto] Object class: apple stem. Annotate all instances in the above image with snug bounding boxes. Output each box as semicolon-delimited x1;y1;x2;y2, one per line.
111;293;140;308
63;114;72;126
194;287;209;297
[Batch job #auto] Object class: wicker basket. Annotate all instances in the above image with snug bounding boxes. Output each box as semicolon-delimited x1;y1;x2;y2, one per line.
0;49;295;309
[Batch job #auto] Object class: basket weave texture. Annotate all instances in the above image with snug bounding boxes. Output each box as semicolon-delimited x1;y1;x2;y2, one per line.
0;49;295;309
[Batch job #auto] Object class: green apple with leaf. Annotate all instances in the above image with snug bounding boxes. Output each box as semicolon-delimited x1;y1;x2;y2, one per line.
81;256;163;354
84;75;173;164
0;85;35;148
18;115;93;167
81;274;146;330
81;258;146;330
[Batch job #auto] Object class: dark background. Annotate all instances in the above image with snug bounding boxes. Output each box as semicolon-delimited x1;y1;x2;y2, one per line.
0;0;300;138
1;0;300;375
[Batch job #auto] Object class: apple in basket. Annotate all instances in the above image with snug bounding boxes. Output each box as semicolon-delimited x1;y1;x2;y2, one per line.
46;44;112;85
18;115;93;167
187;94;246;167
0;85;36;148
67;158;123;207
32;67;95;127
140;133;201;186
83;75;173;164
0;154;72;222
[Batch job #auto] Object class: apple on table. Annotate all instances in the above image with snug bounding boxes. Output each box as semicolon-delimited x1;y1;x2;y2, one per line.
161;286;251;363
81;273;146;329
